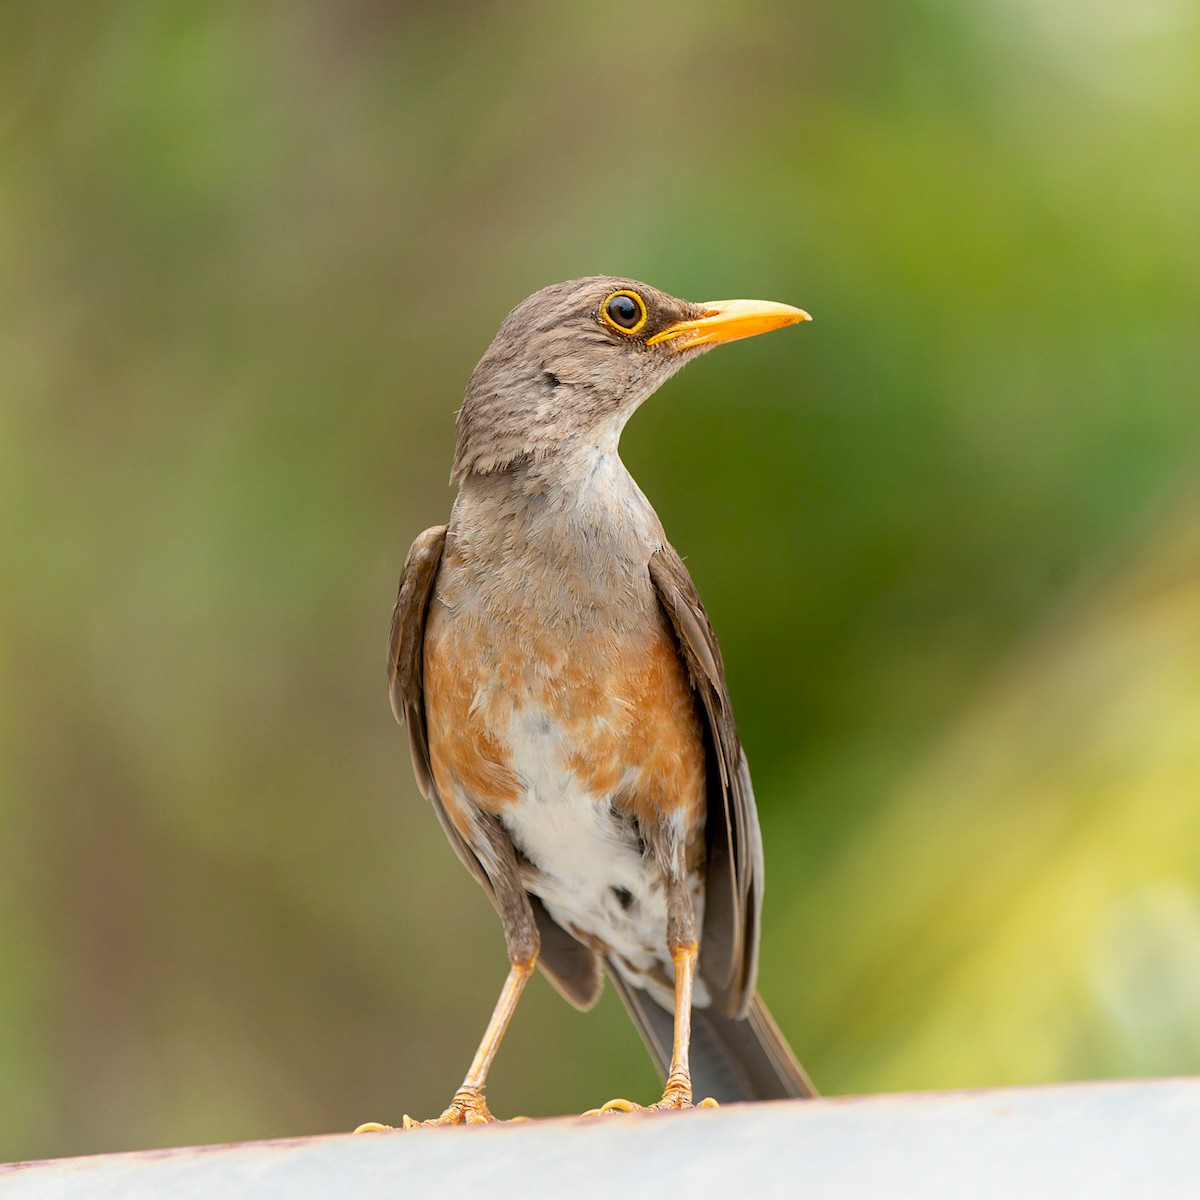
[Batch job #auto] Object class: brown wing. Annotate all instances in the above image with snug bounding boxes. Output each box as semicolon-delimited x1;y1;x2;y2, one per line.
649;543;763;1019
387;525;492;894
387;525;602;1009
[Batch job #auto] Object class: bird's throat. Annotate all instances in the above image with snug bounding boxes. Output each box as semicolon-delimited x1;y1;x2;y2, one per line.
444;455;664;629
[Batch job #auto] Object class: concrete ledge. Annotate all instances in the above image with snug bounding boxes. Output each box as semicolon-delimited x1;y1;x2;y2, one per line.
2;1078;1197;1199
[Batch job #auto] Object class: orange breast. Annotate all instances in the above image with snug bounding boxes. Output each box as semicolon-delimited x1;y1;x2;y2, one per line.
423;601;706;838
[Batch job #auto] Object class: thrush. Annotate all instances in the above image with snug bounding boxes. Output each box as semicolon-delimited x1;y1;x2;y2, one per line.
378;277;814;1128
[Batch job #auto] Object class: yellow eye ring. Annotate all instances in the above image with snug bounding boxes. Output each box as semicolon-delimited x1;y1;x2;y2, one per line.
600;290;648;336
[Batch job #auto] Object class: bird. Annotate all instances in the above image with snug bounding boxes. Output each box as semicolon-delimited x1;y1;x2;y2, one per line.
378;277;814;1128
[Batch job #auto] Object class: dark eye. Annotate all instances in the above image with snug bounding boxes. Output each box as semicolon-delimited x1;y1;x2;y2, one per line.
606;295;640;327
601;290;648;335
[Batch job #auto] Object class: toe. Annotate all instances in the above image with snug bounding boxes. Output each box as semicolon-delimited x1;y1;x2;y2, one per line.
583;1097;644;1117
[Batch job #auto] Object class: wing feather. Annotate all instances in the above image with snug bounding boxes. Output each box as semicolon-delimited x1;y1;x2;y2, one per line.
387;525;494;895
649;544;763;1018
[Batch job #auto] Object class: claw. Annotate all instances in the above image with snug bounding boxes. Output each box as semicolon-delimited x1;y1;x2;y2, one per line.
582;1092;719;1117
395;1086;497;1129
582;1097;643;1117
357;1085;499;1131
650;1092;719;1112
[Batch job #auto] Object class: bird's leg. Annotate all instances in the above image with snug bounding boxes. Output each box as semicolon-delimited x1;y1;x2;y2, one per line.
655;939;700;1109
419;955;536;1128
357;820;539;1132
587;852;716;1116
650;871;716;1111
355;957;535;1132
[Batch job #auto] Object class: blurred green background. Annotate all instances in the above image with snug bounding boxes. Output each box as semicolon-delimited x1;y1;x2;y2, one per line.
2;0;1199;1161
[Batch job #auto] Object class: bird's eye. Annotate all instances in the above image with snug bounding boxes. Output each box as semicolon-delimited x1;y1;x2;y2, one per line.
600;290;648;335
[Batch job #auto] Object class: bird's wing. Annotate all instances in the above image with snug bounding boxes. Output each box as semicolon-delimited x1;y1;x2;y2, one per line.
649;543;763;1019
387;525;493;892
388;524;603;1009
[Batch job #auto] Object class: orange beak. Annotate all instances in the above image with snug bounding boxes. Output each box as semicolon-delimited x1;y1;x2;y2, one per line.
647;298;811;352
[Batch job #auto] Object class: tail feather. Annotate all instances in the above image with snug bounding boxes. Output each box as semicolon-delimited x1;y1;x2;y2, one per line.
608;969;817;1103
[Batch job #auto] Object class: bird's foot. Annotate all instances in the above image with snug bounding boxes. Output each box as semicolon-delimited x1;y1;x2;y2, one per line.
354;1086;497;1132
583;1085;718;1117
650;1088;719;1113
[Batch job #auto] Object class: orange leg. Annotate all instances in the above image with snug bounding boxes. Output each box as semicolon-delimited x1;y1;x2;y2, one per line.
585;942;717;1116
356;958;534;1132
658;941;702;1108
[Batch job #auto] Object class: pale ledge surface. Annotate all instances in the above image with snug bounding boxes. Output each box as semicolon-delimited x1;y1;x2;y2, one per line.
2;1078;1197;1199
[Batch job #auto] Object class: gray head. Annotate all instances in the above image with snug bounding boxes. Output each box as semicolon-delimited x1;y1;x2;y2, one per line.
451;276;810;482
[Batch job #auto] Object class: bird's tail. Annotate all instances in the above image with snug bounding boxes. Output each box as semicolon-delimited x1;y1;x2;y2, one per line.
608;969;817;1103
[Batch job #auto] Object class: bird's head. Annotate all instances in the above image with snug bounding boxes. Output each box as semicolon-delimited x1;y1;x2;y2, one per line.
451;276;810;482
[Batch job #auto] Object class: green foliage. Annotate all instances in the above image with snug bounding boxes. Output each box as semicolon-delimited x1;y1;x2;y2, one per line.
1;0;1197;1160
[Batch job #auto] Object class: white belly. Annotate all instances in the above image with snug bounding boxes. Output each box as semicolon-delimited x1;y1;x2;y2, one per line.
497;704;707;1008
